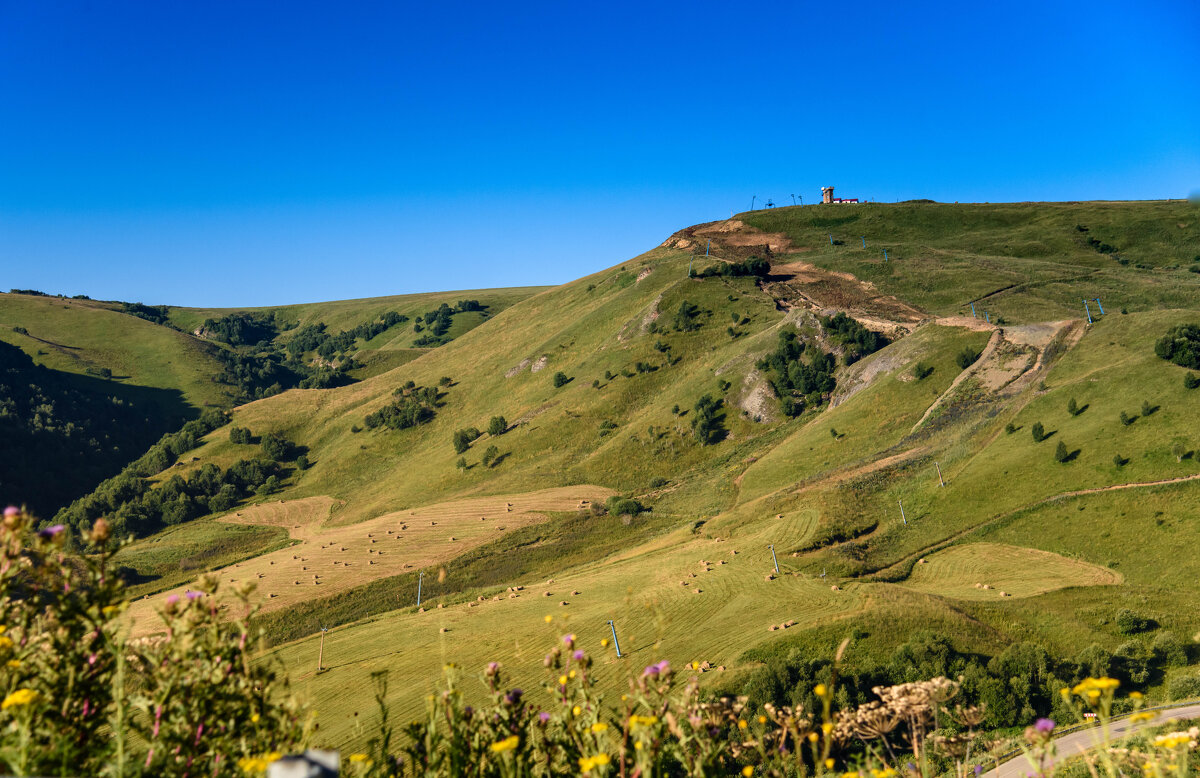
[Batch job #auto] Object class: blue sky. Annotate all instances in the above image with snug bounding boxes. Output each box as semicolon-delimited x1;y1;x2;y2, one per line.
1;1;1197;307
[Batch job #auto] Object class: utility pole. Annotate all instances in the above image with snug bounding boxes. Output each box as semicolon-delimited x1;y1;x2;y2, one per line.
1094;298;1105;315
607;620;623;658
1083;299;1093;324
899;500;907;525
799;194;804;207
935;462;945;487
790;193;796;206
416;571;424;607
862;236;866;248
768;544;780;574
317;626;328;673
883;249;889;262
750;195;756;211
829;234;834;245
970;302;977;318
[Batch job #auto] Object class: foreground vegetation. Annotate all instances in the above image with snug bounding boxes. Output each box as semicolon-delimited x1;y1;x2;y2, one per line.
3;506;1197;777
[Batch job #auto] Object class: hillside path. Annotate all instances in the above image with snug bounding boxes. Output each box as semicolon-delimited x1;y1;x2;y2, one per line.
986;704;1200;778
910;329;1002;433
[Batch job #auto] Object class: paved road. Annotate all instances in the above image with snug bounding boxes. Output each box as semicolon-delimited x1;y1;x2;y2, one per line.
987;704;1200;778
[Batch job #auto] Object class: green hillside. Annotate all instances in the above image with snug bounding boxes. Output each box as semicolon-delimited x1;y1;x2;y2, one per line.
61;200;1200;749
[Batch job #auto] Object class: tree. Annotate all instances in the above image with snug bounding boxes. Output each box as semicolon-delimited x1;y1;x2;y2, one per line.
1141;400;1156;417
256;475;280;496
482;445;500;467
229;426;252;444
912;362;934;380
1120;411;1136;426
1031;422;1045;442
1054;441;1069;463
1154;324;1200;369
1173;442;1188;463
452;428;479;454
295;454;310;471
1067;397;1079;416
552;372;570;388
455;456;467;471
488;416;508;436
1185;373;1200;389
261;433;294;461
956;347;982;369
692;394;724;446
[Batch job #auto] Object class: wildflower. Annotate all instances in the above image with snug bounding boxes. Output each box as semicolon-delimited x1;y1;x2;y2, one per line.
822;722;834;735
3;506;17;517
808;732;819;743
490;735;519;753
6;660;20;669
825;758;836;769
538;712;551;725
569;670;577;679
1131;711;1157;723
544;615;553;623
102;605;118;617
815;683;828;697
1130;691;1144;700
486;661;500;676
592;722;608;732
250;714;260;723
1035;718;1055;734
563;633;576;648
0;636;12;651
559;675;568;687
2;688;40;710
629;714;658;727
38;524;65;541
504;689;523;706
601;638;609;647
573;705;582;716
743;767;754;777
578;753;611;772
738;719;748;730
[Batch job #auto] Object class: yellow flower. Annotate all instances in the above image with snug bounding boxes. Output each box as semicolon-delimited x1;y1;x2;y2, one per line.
2;688;40;710
573;705;582;716
6;660;20;669
825;758;836;769
814;683;828;697
238;757;267;774
265;753;281;764
758;715;767;724
691;661;700;670
601;638;609;647
871;770;898;778
743;767;754;777
578;753;611;772
1072;677;1119;697
569;670;577;679
0;626;5;634
629;714;658;727
1130;691;1144;700
559;675;569;686
807;732;819;743
738;719;748;730
348;753;370;763
1131;712;1157;723
634;741;643;751
490;735;519;753
591;722;608;733
544;615;553;623
250;713;261;724
0;636;12;651
102;605;118;617
822;722;834;735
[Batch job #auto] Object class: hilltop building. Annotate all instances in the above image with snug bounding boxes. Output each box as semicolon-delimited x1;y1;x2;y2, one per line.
821;186;859;204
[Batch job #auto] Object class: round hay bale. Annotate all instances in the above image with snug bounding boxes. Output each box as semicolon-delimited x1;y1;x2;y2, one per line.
439;627;448;633
918;558;927;564
830;585;841;591
438;603;445;609
559;600;568;606
768;625;778;632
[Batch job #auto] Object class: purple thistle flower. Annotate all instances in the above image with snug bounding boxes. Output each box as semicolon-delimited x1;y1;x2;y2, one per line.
4;506;18;518
38;524;65;540
1035;718;1055;734
186;590;202;600
974;766;983;776
573;649;586;661
642;664;660;678
166;594;180;606
504;688;524;706
486;661;500;675
562;633;576;648
538;711;551;725
654;660;671;675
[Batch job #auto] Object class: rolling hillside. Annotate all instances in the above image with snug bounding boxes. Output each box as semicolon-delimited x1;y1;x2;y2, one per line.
56;199;1200;749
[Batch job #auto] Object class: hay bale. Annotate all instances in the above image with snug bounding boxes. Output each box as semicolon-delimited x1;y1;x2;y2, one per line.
918;558;927;564
999;591;1010;597
716;665;725;671
437;603;446;609
764;574;775;581
693;589;703;594
830;585;841;591
768;625;778;632
468;602;478;607
439;627;448;633
559;600;568;606
572;590;580;595
418;607;425;613
508;593;518;599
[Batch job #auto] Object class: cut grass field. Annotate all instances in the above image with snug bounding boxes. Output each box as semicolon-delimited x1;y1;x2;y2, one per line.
125;486;613;636
70;200;1200;749
901;542;1121;600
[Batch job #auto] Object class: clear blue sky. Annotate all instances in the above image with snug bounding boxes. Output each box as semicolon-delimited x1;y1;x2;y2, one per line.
2;1;1197;307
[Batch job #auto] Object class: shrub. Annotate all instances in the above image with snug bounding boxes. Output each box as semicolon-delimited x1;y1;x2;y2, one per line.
1067;397;1079;416
912;362;934;380
691;394;724;445
296;454;310;471
1054;441;1069;463
261;432;295;461
482;445;500;467
455;456;467;471
452;428;481;454
605;496;644;516
1185;373;1200;389
956;347;982;369
552;371;570;388
1169;673;1200;701
1141;400;1157;416
229;426;253;444
649;477;669;488
439;376;453;387
1154;324;1200;369
1115;608;1153;635
1113;454;1128;467
1005;422;1017;434
1120;411;1136;426
488;416;508;436
1031;422;1045;442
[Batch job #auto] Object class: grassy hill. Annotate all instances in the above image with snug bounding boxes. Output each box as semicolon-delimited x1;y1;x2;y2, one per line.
61;199;1200;749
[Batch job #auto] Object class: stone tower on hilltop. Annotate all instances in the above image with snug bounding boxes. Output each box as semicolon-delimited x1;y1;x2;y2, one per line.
822;186;834;204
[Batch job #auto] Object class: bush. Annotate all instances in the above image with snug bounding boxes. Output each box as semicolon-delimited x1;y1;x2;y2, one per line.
229;426;253;444
488;416;508;436
956;347;982;369
452;428;481;454
295;454;310;471
605;496;644;516
1141;400;1157;417
1185;373;1200;389
1005;422;1017;434
1113;454;1128;467
1168;673;1200;701
1031;422;1045;442
1054;441;1069;463
1115;608;1153;635
482;445;500;467
261;432;295;461
1120;411;1136;426
911;362;934;381
552;371;570;388
1154;324;1200;369
649;477;669;488
1067;397;1079;416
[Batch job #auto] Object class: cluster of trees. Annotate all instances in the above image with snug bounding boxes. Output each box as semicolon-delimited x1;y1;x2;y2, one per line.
0;341;199;519
120;301;171;325
8;288;49;296
55;425;300;538
758;328;839;417
1155;324;1200;369
740;628;1194;729
210;347;301;403
690;256;771;279
672;300;703;332
200;312;282;346
821;313;889;365
364;382;441;430
285;310;409;360
412;301;485;346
